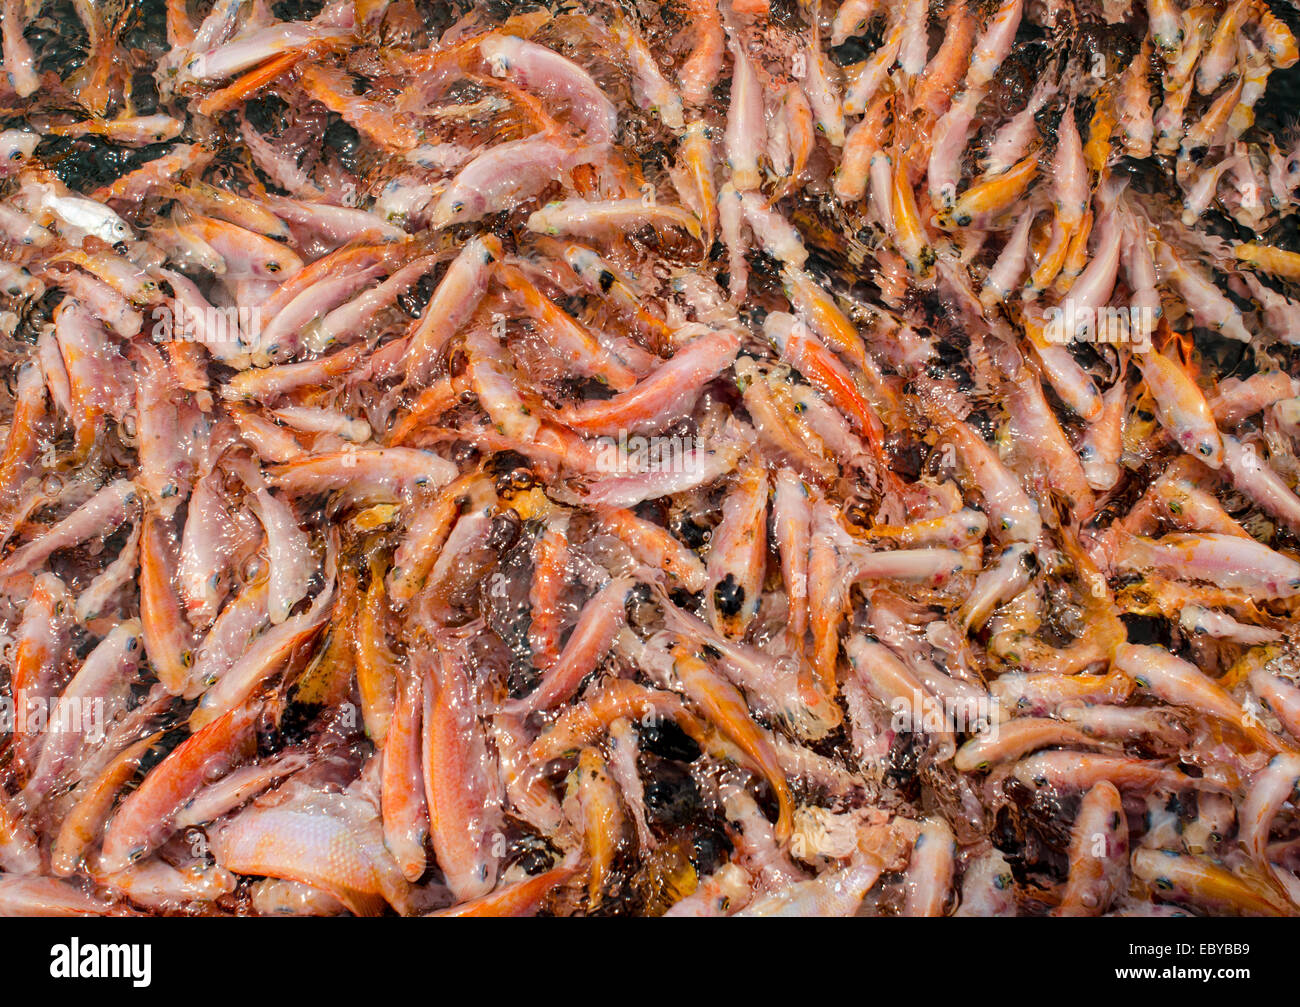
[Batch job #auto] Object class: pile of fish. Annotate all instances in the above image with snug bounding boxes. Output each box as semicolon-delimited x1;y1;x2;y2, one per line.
3;0;1300;917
